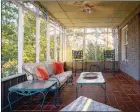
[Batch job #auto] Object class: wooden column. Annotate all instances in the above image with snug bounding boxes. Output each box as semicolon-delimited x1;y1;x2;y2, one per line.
18;6;24;73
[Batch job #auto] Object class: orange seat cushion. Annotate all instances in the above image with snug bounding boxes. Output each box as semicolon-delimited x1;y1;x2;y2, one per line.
35;66;49;80
53;62;64;75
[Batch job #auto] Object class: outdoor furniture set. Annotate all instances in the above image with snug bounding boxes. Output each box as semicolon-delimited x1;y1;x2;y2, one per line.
8;62;73;112
76;72;107;103
8;62;120;111
22;62;73;91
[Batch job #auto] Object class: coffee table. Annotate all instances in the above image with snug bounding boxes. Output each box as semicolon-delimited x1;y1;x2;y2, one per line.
76;72;107;103
61;96;120;111
8;80;58;112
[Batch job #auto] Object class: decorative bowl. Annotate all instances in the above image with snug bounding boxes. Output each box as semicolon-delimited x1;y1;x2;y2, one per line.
83;73;98;80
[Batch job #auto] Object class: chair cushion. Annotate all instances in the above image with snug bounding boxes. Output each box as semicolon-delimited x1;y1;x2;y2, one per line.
53;62;64;75
62;71;72;78
50;74;68;87
35;66;49;80
50;71;72;87
56;71;72;78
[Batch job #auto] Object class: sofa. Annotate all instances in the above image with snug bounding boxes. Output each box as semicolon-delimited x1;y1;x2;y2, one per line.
22;62;73;90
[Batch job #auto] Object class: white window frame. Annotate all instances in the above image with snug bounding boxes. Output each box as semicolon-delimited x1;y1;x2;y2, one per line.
121;25;128;62
35;8;40;63
112;28;119;61
18;5;24;73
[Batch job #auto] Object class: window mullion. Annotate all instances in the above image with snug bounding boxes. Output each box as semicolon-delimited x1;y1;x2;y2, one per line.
64;29;66;61
35;8;40;63
95;29;97;60
18;6;24;73
83;28;86;60
60;27;62;61
46;17;50;61
54;27;57;61
112;28;118;61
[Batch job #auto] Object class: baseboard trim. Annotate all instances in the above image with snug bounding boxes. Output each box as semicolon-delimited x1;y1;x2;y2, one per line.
120;70;140;85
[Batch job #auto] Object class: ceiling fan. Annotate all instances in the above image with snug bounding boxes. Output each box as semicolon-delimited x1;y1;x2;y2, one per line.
65;1;114;14
82;3;94;14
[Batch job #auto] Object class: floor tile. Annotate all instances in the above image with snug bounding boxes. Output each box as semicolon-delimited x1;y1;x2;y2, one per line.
13;72;140;112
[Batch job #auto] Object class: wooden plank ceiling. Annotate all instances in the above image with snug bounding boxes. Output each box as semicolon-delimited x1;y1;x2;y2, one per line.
38;1;140;28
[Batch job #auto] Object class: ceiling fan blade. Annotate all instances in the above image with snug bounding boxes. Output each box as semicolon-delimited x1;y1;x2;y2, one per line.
65;1;101;7
87;1;101;6
81;1;89;6
74;1;85;6
66;1;76;5
94;6;114;13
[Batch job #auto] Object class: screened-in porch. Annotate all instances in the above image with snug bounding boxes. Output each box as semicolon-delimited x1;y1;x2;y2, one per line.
1;1;140;112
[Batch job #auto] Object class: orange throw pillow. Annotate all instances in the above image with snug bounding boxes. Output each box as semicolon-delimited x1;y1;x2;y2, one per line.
53;62;64;75
36;66;49;80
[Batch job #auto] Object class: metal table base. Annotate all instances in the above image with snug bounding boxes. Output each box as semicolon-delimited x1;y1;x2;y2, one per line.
8;80;59;112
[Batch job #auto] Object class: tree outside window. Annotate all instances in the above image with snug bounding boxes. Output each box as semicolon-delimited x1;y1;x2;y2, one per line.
2;1;19;77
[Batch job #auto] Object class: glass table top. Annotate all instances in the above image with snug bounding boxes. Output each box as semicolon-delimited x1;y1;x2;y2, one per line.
9;80;57;92
76;72;105;84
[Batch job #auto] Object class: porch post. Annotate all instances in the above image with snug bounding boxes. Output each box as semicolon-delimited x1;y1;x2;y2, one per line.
35;8;40;63
18;6;24;73
46;16;50;61
54;27;57;61
112;28;118;61
83;28;86;60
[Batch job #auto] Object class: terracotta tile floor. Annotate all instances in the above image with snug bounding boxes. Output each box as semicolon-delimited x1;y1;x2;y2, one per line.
14;72;140;112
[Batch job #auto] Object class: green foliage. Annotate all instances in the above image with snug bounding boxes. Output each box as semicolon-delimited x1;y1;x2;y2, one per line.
40;18;47;61
50;36;54;59
66;32;84;61
85;43;96;60
85;43;104;61
2;1;18;77
57;35;60;61
66;28;113;61
23;11;36;63
66;45;72;61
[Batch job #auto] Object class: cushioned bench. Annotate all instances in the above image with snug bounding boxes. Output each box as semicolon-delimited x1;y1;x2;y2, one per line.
22;62;73;90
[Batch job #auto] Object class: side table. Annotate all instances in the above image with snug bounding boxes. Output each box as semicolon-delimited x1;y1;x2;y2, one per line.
8;80;58;112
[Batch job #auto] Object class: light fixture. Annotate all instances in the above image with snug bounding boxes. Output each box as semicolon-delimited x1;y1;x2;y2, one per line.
83;5;92;14
83;8;92;14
